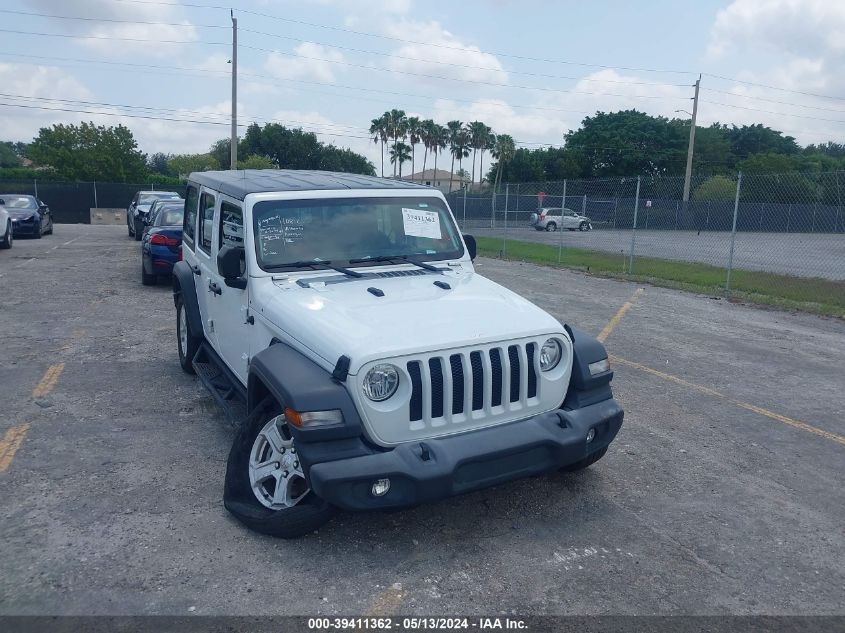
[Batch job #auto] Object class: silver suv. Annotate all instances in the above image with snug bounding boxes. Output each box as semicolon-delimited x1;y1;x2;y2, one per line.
530;208;592;232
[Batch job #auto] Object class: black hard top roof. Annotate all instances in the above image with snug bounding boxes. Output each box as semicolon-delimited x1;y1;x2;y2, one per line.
187;169;430;200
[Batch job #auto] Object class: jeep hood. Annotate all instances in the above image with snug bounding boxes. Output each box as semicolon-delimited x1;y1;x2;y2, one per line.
254;269;565;373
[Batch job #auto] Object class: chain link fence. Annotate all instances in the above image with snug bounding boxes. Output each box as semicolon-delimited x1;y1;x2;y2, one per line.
0;180;186;223
447;171;845;316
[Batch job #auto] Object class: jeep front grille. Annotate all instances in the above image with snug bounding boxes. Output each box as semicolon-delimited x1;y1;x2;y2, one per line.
407;342;539;425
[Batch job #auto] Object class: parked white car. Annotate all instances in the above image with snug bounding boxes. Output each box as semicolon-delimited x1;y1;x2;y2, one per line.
0;197;12;249
173;170;622;538
530;207;592;232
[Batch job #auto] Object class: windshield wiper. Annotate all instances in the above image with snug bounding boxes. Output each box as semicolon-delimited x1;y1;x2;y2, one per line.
347;254;441;272
267;260;362;278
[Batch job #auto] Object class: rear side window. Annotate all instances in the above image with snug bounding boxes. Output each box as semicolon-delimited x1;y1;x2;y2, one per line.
183;185;198;247
219;202;243;248
199;192;216;254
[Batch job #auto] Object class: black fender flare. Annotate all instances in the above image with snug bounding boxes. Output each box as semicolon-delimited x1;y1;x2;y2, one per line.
248;342;364;443
563;325;615;409
172;260;203;336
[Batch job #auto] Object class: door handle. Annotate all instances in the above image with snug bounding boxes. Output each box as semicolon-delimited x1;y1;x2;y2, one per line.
190;264;201;275
208;280;222;295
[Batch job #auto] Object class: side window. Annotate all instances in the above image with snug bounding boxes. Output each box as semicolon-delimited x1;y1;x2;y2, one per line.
198;192;215;254
219;202;244;248
183;185;198;247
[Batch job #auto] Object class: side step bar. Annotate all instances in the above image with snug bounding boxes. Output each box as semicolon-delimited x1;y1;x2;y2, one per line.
192;342;248;427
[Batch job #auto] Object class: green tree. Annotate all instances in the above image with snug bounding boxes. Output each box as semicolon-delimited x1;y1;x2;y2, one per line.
167;153;218;177
693;175;737;201
467;121;489;185
237;154;276;170
0;141;20;168
147;152;173;176
490;134;516;191
564;110;686;177
725;123;799;159
27;121;147;181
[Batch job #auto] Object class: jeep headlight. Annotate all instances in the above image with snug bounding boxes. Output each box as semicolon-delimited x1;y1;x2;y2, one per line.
362;364;400;401
539;338;562;371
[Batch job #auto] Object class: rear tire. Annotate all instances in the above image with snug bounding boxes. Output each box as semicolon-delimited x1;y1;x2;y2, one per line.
33;224;42;239
560;446;608;472
545;222;557;232
0;221;11;249
224;403;336;538
176;296;200;374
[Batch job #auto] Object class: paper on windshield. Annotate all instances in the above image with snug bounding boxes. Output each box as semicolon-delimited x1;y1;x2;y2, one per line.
402;208;441;239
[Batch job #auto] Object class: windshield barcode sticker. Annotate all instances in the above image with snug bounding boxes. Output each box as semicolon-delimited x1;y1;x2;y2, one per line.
402;208;441;239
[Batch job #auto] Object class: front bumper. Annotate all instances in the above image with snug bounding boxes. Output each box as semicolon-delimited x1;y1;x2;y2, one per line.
11;219;39;235
308;398;623;511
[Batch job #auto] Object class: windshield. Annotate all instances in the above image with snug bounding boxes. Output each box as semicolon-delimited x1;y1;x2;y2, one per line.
1;195;37;209
156;207;184;226
139;192;181;205
252;196;463;271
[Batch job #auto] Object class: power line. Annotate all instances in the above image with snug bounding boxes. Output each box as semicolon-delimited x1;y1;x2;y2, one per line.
109;0;697;76
0;8;227;28
702;73;845;103
0;27;225;45
240;42;690;101
700;99;845;124
702;87;845;115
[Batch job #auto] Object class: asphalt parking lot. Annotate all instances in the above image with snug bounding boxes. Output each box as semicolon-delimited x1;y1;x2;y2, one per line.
1;224;843;616
470;226;845;280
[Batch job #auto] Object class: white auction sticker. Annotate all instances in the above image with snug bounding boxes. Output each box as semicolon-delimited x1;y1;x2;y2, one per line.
402;208;441;239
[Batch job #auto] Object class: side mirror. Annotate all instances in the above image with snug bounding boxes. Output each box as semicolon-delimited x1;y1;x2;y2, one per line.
217;244;247;289
463;234;477;261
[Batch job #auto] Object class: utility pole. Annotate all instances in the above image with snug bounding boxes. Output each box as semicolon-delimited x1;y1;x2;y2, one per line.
682;75;701;202
230;10;238;170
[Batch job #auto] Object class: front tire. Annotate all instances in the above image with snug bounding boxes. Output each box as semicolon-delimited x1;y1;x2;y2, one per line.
579;221;589;231
0;221;12;249
176;296;200;374
224;403;336;538
560;446;608;472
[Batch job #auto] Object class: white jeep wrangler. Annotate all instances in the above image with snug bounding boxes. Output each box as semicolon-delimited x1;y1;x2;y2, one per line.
173;170;623;538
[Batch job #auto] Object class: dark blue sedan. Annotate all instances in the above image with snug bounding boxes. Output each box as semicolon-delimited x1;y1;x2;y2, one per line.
140;201;184;286
1;194;54;238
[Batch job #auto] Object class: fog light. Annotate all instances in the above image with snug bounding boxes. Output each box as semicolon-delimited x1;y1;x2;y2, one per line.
586;428;596;443
371;478;391;497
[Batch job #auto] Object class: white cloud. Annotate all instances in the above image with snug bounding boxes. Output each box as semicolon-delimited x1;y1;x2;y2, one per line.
264;43;345;84
26;0;200;57
382;20;508;88
0;63;93;140
299;0;412;15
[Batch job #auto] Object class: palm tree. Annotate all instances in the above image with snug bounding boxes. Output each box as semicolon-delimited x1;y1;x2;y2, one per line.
389;141;412;178
454;126;471;190
467;121;489;185
478;125;494;186
406;116;421;181
369;114;388;177
431;123;447;183
446;120;464;192
491;134;516;192
386;109;407;176
418;119;435;181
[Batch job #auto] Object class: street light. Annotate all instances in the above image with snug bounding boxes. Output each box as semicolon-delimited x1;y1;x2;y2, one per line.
675;109;692;117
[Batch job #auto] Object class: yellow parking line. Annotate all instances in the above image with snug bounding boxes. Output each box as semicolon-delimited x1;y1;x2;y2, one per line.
32;363;64;399
611;355;845;447
0;424;31;473
597;288;644;343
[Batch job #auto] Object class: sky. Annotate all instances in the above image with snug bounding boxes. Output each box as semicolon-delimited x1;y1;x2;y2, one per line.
1;0;844;178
